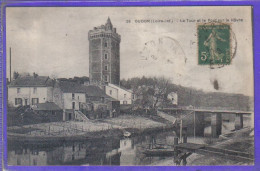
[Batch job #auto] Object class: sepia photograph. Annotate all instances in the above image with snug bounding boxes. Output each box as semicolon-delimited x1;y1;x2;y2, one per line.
5;6;254;166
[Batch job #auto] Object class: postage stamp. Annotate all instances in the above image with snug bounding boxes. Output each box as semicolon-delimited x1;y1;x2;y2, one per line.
198;24;231;65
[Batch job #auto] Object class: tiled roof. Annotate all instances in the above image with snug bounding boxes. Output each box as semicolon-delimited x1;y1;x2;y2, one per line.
58;81;107;97
9;76;53;87
33;102;61;111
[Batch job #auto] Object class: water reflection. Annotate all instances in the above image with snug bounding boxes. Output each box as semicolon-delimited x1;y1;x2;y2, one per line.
8;131;177;166
8;138;121;166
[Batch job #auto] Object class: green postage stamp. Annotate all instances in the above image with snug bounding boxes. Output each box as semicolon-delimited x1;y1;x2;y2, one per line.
198;24;231;65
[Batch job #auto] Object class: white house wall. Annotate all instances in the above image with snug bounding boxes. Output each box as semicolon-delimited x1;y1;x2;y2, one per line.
105;86;118;100
167;92;178;105
106;84;134;105
63;93;86;110
8;87;52;107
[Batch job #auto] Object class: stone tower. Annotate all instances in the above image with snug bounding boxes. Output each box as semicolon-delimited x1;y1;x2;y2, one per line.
88;17;121;85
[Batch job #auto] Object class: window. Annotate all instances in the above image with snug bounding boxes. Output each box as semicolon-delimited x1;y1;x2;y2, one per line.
132;94;135;100
15;98;23;106
124;94;126;98
33;87;37;94
109;90;112;95
105;41;108;47
72;93;75;99
104;54;108;59
72;102;75;109
17;88;21;93
105;65;108;71
104;75;109;82
101;97;105;103
32;98;39;105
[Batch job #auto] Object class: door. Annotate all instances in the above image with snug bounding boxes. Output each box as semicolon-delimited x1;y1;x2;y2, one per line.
68;113;72;120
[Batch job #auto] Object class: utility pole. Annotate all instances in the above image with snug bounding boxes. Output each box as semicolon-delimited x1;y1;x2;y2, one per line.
10;47;11;81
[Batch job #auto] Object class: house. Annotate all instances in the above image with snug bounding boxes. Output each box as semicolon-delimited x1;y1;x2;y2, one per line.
167;92;178;105
8;75;54;107
105;83;135;105
31;102;63;122
53;81;120;120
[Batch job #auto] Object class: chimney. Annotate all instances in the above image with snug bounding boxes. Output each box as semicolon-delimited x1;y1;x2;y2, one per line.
33;72;38;78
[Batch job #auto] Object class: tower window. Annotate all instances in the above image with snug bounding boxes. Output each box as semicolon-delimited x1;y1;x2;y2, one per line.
105;65;108;71
104;75;109;82
104;54;108;59
17;88;21;93
105;42;108;47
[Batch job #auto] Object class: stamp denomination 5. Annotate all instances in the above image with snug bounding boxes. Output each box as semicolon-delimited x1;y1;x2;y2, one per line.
198;23;231;65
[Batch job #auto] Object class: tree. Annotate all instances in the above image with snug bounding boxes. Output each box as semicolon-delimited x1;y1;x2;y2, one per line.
152;77;170;108
124;76;171;109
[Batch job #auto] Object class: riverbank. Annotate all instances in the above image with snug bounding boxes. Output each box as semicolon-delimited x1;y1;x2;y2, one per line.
7;115;174;142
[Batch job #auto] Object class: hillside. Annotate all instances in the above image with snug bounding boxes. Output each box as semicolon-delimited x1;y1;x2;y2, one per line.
120;77;253;111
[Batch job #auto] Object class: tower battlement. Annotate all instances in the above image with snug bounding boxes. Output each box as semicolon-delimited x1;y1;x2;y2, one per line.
88;17;121;42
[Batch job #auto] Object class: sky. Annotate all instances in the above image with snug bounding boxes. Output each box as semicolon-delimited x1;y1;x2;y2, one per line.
6;7;253;96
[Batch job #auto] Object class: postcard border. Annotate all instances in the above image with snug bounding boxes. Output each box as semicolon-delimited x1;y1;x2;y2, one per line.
1;1;259;171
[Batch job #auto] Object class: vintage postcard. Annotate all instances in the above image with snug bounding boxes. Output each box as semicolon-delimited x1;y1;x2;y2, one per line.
4;6;254;167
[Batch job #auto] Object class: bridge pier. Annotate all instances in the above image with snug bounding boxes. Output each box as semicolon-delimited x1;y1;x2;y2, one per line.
194;112;205;136
211;113;222;138
235;113;243;130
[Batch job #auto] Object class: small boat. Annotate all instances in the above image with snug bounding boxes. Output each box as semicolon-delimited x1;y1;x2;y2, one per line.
123;131;131;138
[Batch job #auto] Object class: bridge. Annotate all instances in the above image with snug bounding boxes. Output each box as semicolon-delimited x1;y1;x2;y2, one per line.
159;108;253;138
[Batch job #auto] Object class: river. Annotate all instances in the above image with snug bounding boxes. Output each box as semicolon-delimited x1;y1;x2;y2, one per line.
7;117;250;166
